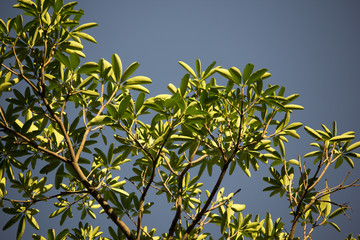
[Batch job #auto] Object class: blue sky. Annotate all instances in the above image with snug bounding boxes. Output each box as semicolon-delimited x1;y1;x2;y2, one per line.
1;0;360;239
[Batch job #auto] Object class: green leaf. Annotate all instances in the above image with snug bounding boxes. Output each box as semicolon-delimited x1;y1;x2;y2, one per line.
330;135;355;142
49;207;67;218
135;92;145;113
347;141;360;152
167;83;177;94
247;68;268;84
0;18;7;33
78;76;94;89
124;76;152;85
63;41;83;50
243;63;254;83
328;221;341;232
304;150;322;158
87;115;113;127
73;22;98;32
279;140;285;157
111;53;122;82
3;214;22;230
169;135;194;141
179;61;197;78
78;62;99;74
329;207;344;219
343;156;355;169
26;213;39;230
265;212;273;236
107;143;115;165
48;229;55;240
262;85;279;96
284;104;304;110
81;89;99;96
70;53;80;71
231;204;246;212
72;31;97;43
228;67;242;84
180;74;190;96
216;69;234;82
125;84;150;94
195;59;201;77
17;216;26;240
118;95;131;115
121;62;139;82
54;53;71;69
55;229;69;240
304;126;322;139
286;122;303;130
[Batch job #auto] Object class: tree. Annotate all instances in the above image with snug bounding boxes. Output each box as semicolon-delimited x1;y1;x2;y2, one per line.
0;1;359;240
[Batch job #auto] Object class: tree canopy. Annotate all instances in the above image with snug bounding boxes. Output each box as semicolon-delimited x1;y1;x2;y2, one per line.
0;1;359;240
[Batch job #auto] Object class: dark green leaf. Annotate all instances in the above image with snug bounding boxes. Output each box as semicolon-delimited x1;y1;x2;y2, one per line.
3;214;22;230
55;229;69;240
118;95;131;116
242;63;254;83
180;74;190;96
16;216;26;240
247;69;268;84
135;92;145;113
54;53;71;69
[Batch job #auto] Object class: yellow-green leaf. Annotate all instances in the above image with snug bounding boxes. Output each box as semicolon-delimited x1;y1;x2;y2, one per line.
231;204;246;212
87;115;113;127
73;22;98;32
81;89;99;96
71;32;97;43
124;84;150;94
17;217;26;240
179;61;197;78
330;135;355;142
347;141;360;152
304;126;322;139
111;53;122;82
124;76;152;85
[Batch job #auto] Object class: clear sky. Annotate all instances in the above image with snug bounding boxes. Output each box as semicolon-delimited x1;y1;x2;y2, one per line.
1;0;360;239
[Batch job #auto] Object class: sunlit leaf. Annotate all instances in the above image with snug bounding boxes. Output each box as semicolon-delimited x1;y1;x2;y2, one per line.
330;135;355;142
121;62;139;82
124;76;152;85
111;53;122;82
73;22;98;32
304;126;322;139
78;62;99;74
179;61;197;78
16;216;26;240
347;141;360;152
87;115;113;127
71;31;97;43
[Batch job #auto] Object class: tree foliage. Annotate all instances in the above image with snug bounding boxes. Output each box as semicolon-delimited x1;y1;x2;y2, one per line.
0;1;359;240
